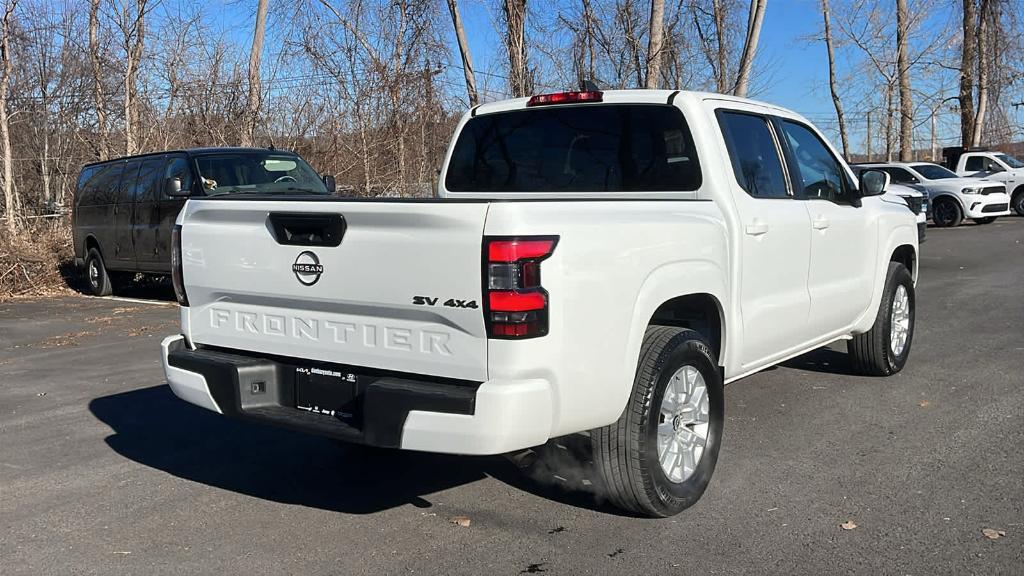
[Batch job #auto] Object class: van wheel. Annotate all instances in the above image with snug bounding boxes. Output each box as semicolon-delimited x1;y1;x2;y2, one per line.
931;197;962;227
591;327;723;517
84;248;113;296
972;217;996;225
1011;188;1024;216
848;262;915;376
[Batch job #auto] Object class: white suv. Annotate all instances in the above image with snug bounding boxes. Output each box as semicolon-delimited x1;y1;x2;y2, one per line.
857;161;1010;227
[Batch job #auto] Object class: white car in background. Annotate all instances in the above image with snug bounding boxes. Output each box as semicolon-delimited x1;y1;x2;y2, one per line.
943;148;1024;216
856;162;1010;227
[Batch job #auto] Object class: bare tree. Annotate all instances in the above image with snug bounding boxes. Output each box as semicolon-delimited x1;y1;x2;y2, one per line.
502;0;529;97
446;0;478;106
820;0;848;157
89;0;108;160
114;0;149;155
896;0;912;160
733;0;766;97
645;0;665;88
959;0;977;147
971;0;990;146
0;0;15;233
243;0;269;147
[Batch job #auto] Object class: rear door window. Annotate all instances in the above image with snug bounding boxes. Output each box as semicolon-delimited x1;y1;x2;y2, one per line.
445;104;701;193
75;166;101;206
717;111;789;199
964;156;985;172
96;163;125;206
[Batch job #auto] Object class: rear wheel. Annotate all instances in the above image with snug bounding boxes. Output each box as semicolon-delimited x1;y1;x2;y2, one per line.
1011;188;1024;216
591;327;723;517
972;217;997;225
84;247;112;296
848;262;915;376
931;197;962;227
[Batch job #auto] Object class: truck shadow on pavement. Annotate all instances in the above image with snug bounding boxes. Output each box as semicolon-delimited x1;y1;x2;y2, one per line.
88;384;623;515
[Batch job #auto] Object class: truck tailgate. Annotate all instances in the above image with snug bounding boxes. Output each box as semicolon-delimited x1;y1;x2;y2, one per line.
179;199;490;382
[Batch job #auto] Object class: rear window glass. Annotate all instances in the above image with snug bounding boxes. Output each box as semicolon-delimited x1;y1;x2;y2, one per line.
445;104;701;193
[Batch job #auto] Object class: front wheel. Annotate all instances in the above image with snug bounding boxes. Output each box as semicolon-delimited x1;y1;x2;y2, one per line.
931;197;962;227
848;262;915;376
84;248;113;296
591;327;724;517
1011;189;1024;216
972;217;997;225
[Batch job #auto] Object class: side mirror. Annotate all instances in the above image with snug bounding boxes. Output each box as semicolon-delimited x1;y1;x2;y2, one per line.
322;174;337;194
165;177;189;197
858;169;889;197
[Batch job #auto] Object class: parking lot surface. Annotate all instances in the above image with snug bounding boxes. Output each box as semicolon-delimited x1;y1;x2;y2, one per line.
1;219;1022;575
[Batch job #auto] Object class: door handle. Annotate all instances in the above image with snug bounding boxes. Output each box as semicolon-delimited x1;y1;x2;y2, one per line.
812;216;830;230
744;221;770;236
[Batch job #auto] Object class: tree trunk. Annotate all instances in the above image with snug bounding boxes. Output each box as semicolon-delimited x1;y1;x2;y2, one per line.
821;0;848;158
734;0;767;97
959;0;977;147
866;110;873;161
971;0;990;147
885;82;895;161
243;0;269;147
0;0;16;234
896;0;913;161
645;0;665;89
89;0;108;161
502;0;529;97
582;0;595;87
712;0;728;93
446;0;478;106
123;0;147;156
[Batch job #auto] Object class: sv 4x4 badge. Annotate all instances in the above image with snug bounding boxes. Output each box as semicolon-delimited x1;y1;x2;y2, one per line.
412;296;478;309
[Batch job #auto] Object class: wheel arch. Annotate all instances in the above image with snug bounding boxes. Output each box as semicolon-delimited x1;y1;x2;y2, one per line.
932;192;964;211
647;293;725;367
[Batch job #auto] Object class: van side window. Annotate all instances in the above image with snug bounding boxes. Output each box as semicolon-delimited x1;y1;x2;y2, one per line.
164;157;193;197
717;111;789;199
96;163;125;206
136;157;164;202
779;121;852;205
75;166;100;206
119;161;142;203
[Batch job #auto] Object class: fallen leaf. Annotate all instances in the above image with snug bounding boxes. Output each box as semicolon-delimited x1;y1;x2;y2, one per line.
982;528;1006;540
840;520;858;530
918;400;930;407
112;551;131;555
450;515;471;527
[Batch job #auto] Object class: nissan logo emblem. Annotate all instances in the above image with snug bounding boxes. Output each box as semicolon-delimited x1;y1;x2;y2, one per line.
292;251;324;286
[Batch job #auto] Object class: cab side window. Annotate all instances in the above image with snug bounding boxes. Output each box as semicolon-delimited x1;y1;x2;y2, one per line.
717;111;789;199
164;157;193;197
779;121;852;205
964;156;985;172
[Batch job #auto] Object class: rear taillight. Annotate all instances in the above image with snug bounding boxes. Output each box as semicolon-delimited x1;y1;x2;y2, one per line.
171;225;189;306
484;236;557;339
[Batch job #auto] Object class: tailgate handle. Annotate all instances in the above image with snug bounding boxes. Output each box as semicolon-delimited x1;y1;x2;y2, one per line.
268;213;346;247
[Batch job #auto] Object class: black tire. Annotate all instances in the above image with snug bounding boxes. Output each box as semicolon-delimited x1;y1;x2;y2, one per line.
931;197;962;227
84;247;113;296
591;327;724;517
1011;188;1024;216
972;217;997;225
848;262;915;376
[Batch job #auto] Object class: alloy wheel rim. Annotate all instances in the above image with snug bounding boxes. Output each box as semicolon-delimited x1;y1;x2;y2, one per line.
88;260;99;289
657;365;710;483
890;284;910;356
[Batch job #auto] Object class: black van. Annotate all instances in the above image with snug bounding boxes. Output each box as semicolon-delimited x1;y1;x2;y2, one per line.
73;147;335;295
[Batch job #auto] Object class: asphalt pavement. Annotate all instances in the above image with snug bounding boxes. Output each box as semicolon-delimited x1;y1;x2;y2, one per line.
1;218;1022;575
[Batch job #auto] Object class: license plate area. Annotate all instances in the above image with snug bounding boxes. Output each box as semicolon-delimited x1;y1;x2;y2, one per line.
294;365;360;423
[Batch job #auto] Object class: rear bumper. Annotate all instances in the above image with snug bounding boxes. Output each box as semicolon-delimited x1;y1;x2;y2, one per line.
160;335;552;455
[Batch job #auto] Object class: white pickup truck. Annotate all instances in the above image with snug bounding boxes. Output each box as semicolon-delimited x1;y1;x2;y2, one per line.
943;147;1024;216
162;90;918;517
